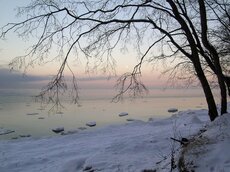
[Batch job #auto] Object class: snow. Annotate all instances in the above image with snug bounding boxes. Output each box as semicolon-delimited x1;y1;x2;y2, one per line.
180;113;230;172
0;106;229;172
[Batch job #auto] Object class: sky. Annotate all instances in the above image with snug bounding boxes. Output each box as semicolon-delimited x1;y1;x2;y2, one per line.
0;0;166;90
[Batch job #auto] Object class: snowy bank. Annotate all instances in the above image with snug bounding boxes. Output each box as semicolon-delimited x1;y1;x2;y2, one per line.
177;113;230;172
0;107;229;172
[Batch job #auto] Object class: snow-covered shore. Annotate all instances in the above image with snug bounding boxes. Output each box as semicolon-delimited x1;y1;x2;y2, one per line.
0;107;229;172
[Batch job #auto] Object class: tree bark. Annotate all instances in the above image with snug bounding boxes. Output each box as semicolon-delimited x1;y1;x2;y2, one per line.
224;76;230;96
194;59;218;121
198;0;227;114
219;77;227;114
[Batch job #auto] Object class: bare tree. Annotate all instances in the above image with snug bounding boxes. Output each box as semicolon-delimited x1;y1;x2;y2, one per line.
1;0;229;120
210;2;230;95
198;0;228;115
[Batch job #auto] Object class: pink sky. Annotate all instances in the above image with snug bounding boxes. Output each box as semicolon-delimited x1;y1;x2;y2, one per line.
0;0;169;90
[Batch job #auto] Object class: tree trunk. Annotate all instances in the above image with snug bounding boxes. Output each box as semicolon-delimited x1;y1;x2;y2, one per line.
167;0;219;121
211;56;227;115
198;0;228;115
194;60;218;121
219;77;227;115
224;76;230;96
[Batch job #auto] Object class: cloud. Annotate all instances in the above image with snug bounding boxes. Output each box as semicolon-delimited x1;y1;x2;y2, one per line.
0;68;117;89
0;67;164;90
0;68;49;88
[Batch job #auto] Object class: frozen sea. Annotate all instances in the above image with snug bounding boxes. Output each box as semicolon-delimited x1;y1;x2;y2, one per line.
0;88;215;140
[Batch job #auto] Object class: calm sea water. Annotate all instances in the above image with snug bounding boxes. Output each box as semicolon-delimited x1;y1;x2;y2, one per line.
0;88;217;140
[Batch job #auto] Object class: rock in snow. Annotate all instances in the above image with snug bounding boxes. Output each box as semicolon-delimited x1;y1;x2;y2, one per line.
86;121;96;127
61;130;78;135
168;108;178;113
20;134;31;138
26;112;39;115
78;127;87;130
52;127;64;133
126;118;136;122
119;112;128;117
0;128;15;135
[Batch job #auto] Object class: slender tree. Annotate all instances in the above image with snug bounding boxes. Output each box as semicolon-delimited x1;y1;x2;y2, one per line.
209;1;230;96
198;0;227;114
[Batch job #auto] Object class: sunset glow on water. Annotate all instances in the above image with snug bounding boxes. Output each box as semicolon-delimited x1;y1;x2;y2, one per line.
0;88;213;139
